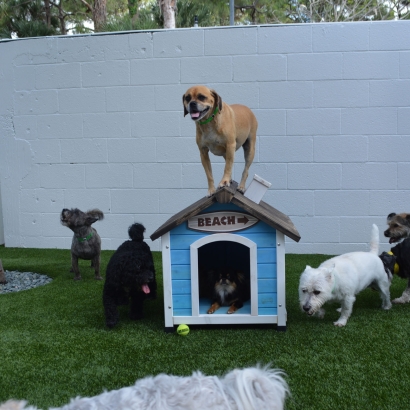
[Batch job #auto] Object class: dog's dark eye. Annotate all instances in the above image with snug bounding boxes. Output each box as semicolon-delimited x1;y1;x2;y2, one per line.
185;95;191;103
393;224;398;228
198;94;206;102
313;290;321;295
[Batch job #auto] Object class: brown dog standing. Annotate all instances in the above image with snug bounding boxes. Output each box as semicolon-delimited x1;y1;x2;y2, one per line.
183;85;258;196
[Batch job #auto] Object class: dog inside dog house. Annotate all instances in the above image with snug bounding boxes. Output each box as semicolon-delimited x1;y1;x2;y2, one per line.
150;176;300;332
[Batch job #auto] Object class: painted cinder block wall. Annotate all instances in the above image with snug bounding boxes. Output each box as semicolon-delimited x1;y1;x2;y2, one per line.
0;21;409;254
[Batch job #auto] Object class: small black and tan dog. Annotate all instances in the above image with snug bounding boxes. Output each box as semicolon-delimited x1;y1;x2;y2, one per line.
380;239;410;304
60;208;104;280
206;267;250;314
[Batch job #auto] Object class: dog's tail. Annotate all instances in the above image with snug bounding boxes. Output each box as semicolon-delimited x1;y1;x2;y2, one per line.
369;224;379;255
128;223;146;242
223;365;289;410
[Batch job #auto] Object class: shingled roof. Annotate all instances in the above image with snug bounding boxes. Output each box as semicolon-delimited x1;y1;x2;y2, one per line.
150;182;301;243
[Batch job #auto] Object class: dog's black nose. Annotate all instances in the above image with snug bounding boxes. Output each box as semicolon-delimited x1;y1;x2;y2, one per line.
189;101;198;112
303;305;310;312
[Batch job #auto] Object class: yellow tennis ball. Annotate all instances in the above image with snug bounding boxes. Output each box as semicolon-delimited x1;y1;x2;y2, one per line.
177;324;190;336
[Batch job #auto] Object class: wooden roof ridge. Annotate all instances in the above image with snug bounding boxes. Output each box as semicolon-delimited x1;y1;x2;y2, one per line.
231;194;301;242
150;195;216;241
150;182;301;242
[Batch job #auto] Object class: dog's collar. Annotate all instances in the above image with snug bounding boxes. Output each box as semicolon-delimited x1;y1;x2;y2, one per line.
198;106;219;125
76;232;93;242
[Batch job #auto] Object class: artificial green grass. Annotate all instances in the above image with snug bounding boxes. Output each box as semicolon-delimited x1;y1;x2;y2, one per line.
1;246;410;409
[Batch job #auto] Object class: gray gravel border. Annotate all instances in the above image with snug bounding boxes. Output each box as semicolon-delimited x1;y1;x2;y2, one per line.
0;270;52;294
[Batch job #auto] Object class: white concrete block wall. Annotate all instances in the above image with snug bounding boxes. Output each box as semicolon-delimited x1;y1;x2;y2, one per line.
0;21;409;254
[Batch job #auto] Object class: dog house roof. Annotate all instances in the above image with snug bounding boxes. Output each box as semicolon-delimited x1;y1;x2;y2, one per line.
150;182;301;242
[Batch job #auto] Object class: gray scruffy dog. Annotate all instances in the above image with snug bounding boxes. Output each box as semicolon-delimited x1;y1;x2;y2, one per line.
60;208;104;280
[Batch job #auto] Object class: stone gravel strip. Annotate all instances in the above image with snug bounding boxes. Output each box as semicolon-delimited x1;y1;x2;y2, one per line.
0;271;52;294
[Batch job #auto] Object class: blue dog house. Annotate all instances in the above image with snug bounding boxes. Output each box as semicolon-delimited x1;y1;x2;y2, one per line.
150;181;300;332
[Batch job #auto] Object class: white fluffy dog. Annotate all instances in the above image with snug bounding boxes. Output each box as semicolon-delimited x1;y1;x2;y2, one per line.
0;366;288;410
299;224;392;327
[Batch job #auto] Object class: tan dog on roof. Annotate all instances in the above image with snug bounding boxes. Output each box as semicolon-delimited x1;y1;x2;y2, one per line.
183;85;258;197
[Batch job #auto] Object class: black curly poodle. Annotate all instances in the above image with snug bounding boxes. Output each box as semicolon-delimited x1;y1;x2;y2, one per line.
103;223;157;328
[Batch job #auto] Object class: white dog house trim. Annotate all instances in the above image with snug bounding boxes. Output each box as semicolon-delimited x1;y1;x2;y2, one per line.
151;181;300;332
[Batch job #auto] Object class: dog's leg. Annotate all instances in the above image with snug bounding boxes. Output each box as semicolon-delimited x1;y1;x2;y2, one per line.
393;278;410;304
129;291;144;320
238;136;256;193
218;142;236;189
227;299;243;314
92;255;103;280
199;147;216;196
378;280;392;309
207;302;221;314
103;290;119;328
334;296;355;327
71;254;81;280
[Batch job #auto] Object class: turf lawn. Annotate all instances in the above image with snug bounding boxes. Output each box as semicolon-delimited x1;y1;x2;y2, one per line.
0;246;409;409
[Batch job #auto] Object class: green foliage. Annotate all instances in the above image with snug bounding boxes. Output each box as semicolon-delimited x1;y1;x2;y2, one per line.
1;0;408;38
102;4;160;31
286;0;399;22
0;0;57;38
1;247;410;409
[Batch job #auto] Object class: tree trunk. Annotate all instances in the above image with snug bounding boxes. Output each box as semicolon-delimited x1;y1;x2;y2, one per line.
0;260;6;284
44;0;51;27
93;0;107;32
159;0;177;29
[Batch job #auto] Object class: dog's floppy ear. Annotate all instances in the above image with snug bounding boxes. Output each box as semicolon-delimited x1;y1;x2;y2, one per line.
387;213;396;222
86;216;99;225
182;94;188;117
324;263;335;279
406;215;410;225
236;271;245;283
211;89;223;112
86;209;104;224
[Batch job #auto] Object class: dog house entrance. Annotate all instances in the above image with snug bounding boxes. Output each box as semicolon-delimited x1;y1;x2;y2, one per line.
190;234;257;316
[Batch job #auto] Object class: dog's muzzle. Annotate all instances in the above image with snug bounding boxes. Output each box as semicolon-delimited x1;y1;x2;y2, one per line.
302;301;317;316
188;101;209;121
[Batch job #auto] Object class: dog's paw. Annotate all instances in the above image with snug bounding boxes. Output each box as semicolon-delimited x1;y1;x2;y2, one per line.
227;306;237;314
94;275;103;280
392;297;410;304
333;319;347;327
218;179;231;189
73;275;82;281
207;187;216;197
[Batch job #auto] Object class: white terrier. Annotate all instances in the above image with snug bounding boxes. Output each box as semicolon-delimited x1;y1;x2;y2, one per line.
0;366;288;410
299;224;392;327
